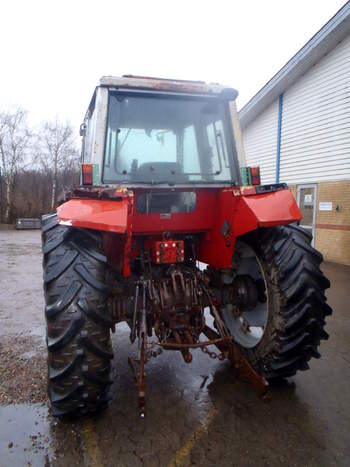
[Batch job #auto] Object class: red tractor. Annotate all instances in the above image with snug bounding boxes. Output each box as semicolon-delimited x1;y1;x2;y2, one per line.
41;76;331;417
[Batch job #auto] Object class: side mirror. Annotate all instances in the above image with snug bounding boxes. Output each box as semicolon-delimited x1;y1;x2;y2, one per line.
79;122;87;137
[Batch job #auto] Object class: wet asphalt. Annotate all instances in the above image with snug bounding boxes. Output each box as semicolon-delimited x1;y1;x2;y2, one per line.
0;229;349;467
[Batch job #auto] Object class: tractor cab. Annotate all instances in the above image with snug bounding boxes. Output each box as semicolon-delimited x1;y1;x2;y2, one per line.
79;75;244;188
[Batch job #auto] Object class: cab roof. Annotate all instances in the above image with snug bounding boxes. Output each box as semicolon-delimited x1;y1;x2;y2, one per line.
99;75;238;99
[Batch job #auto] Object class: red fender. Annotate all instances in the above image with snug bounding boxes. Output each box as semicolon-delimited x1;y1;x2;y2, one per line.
198;188;301;268
232;189;302;236
57;198;129;234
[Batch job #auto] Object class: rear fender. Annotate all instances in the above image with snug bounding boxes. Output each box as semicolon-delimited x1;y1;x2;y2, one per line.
198;188;301;268
232;188;302;237
57;197;133;276
57;198;130;233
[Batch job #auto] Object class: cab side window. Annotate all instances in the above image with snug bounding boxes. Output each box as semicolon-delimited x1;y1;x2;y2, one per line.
83;102;97;163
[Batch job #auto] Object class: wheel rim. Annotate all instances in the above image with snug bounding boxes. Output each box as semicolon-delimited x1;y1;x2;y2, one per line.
222;242;268;349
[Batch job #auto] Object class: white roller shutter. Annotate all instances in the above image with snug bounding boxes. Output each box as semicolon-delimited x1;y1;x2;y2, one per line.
242;99;278;184
280;34;350;183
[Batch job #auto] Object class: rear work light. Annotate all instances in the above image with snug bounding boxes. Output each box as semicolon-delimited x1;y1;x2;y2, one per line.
82;164;93;185
241;166;261;186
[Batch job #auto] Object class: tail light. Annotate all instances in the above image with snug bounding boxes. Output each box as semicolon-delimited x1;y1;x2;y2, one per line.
82;164;93;185
250;167;261;186
241;166;261;186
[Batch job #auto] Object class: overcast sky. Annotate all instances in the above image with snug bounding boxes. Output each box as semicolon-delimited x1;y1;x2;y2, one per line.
0;0;347;133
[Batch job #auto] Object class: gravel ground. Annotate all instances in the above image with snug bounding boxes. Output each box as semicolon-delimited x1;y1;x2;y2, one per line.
0;230;47;406
0;335;46;405
0;230;44;338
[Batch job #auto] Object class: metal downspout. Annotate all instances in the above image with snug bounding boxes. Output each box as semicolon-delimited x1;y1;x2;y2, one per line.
276;93;283;183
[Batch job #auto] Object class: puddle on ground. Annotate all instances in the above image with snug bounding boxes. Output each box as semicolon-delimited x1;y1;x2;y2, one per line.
0;404;52;467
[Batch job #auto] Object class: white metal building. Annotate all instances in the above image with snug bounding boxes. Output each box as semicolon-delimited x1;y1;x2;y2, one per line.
239;1;350;266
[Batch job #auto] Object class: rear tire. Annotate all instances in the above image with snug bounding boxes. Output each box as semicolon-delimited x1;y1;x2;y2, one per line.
229;224;332;380
42;213;113;416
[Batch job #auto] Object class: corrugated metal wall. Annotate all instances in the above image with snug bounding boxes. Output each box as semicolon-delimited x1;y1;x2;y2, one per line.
280;34;350;183
242;99;278;184
242;33;350;184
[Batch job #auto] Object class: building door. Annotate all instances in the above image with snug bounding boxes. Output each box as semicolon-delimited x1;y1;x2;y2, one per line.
297;184;317;246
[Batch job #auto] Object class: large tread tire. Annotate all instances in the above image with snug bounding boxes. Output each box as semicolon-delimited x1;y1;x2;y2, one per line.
42;213;113;417
239;224;332;380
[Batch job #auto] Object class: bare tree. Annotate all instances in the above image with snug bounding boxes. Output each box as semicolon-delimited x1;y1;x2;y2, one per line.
0;108;31;223
39;119;79;210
